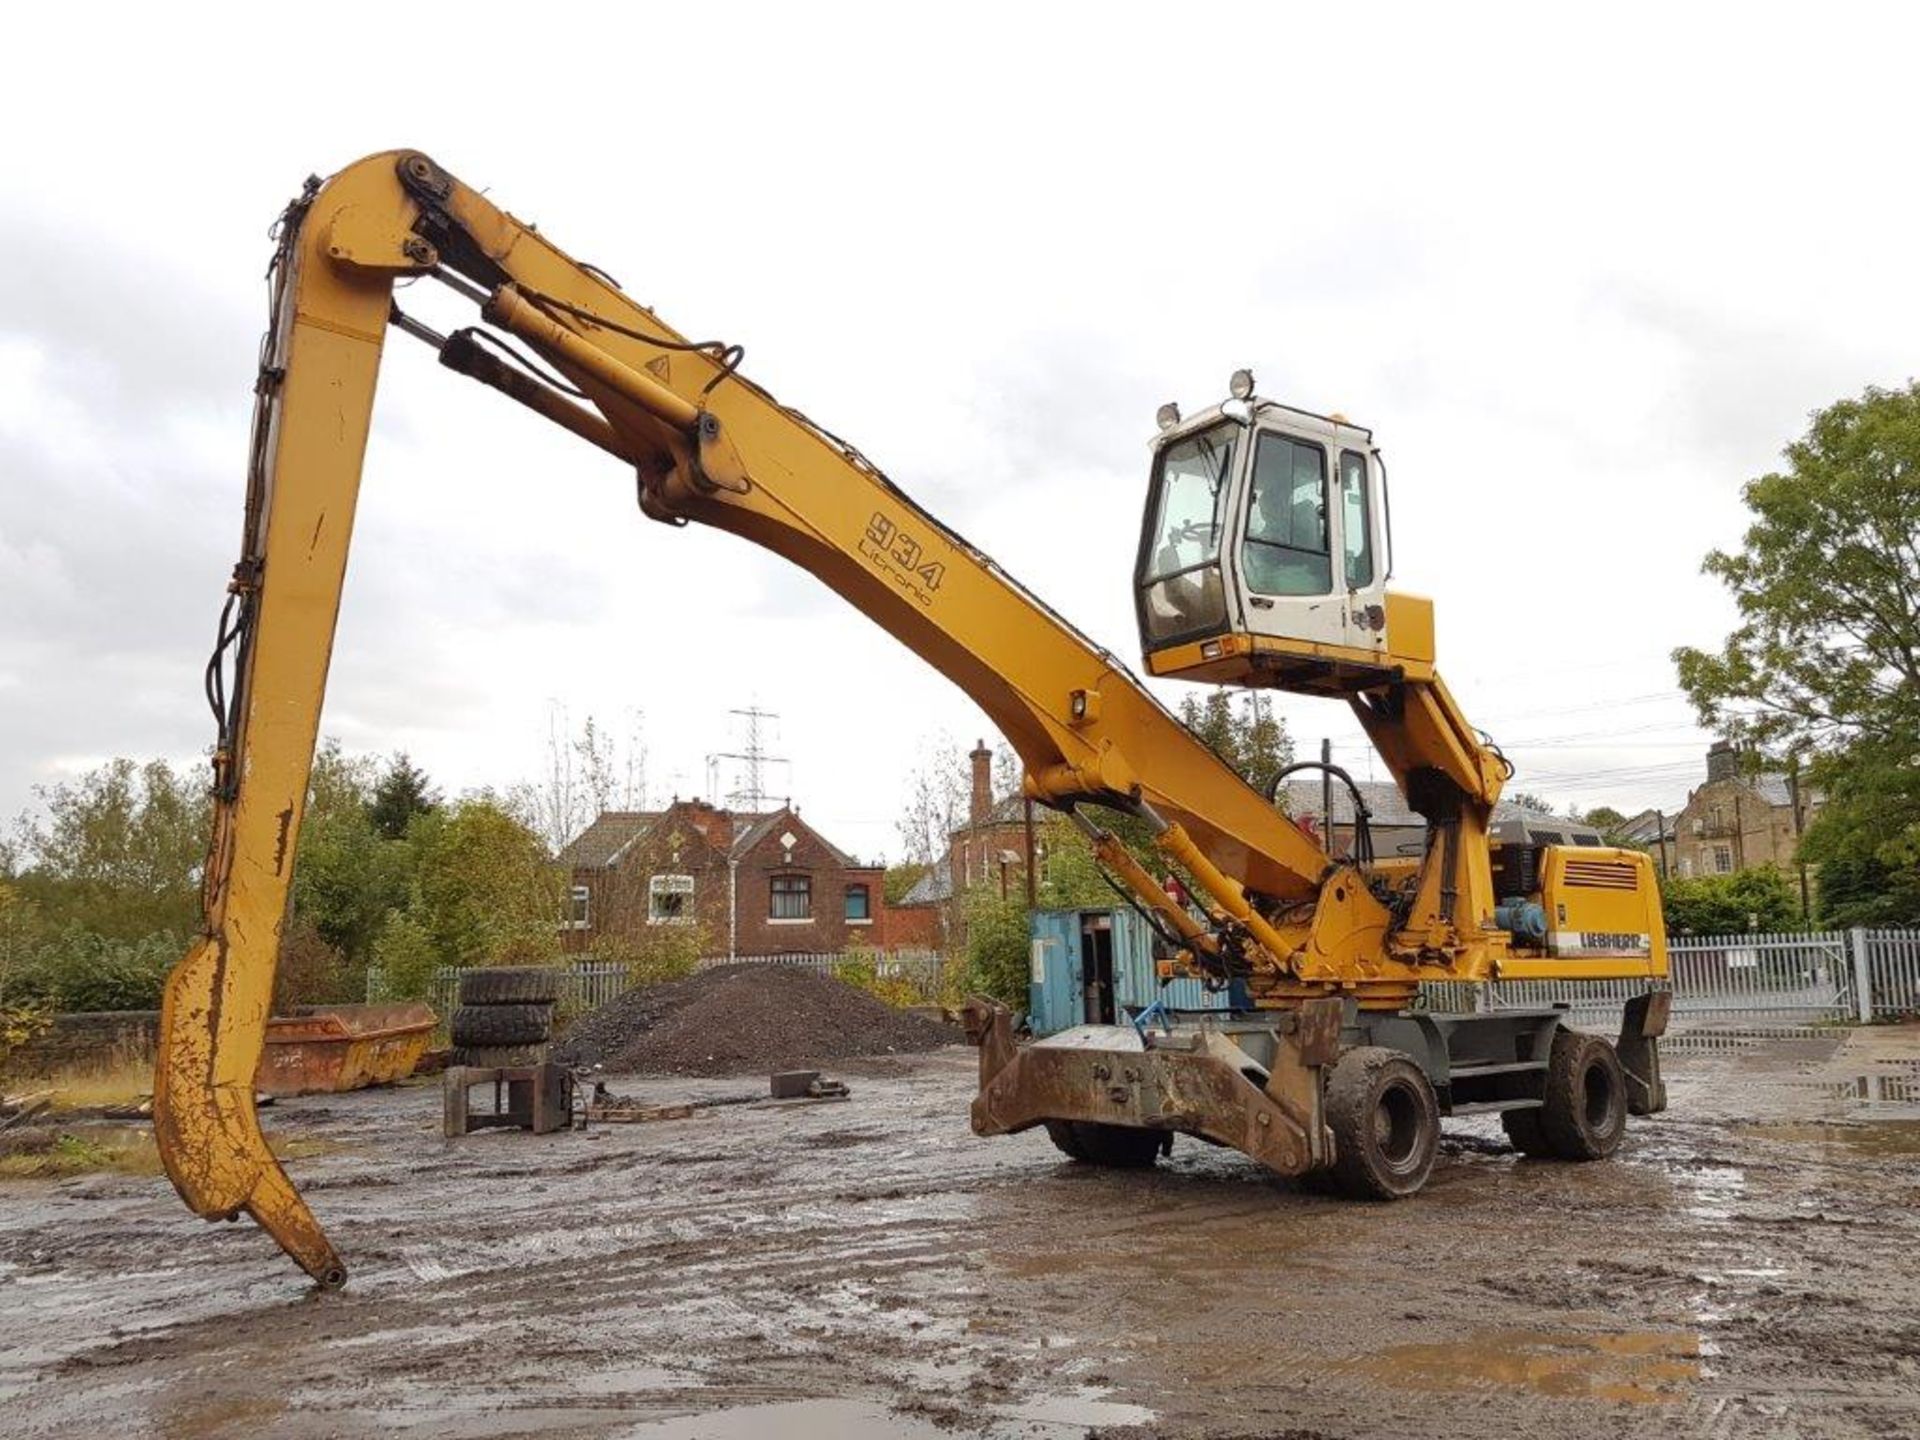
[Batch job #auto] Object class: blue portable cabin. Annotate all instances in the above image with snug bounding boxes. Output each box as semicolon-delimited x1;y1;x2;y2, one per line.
1027;906;1241;1037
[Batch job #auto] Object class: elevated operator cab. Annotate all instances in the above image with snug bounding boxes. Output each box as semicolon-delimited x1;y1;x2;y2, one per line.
1135;372;1434;696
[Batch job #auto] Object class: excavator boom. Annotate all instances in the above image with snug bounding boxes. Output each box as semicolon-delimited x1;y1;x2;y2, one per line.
160;151;1337;1284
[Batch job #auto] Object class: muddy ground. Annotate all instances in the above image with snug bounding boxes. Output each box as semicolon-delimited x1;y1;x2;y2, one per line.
2;1025;1917;1439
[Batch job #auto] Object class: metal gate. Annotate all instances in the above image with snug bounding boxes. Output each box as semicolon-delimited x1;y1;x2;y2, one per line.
1421;931;1867;1030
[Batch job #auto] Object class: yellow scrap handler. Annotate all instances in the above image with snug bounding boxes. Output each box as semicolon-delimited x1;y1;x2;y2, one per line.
158;152;1671;1287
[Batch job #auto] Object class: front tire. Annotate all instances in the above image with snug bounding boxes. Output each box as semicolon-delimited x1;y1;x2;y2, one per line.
1044;1120;1167;1168
1539;1031;1628;1160
1324;1047;1440;1199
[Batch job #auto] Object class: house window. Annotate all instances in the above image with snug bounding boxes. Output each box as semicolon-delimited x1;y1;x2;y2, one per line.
649;873;694;925
567;885;590;930
1712;845;1734;875
770;873;812;921
845;883;871;923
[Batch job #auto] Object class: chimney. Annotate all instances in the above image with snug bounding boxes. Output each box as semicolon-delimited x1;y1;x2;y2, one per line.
969;738;993;825
1706;740;1740;785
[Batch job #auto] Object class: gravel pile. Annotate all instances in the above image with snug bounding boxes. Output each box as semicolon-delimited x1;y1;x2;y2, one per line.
552;964;962;1077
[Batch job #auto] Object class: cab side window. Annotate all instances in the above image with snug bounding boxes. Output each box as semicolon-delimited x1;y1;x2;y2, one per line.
1241;434;1331;596
1340;449;1374;589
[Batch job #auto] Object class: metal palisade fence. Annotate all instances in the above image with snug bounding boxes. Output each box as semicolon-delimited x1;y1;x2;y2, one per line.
373;932;1920;1032
385;950;949;1019
1421;928;1920;1029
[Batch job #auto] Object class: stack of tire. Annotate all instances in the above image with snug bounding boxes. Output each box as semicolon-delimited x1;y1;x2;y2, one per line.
449;967;560;1068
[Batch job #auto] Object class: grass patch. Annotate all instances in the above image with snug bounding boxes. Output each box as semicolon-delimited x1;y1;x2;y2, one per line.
4;1058;154;1112
0;1122;347;1179
0;1124;163;1179
43;1059;153;1110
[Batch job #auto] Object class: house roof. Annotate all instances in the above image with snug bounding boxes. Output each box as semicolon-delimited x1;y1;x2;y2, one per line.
558;810;659;868
950;793;1028;835
1285;778;1421;829
1283;779;1604;846
731;807;858;868
1616;808;1674;844
898;857;952;906
562;802;865;871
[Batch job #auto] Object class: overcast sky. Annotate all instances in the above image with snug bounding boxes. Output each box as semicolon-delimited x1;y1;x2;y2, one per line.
2;5;1914;865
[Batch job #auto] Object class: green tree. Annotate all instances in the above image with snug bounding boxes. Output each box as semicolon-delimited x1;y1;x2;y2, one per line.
10;759;205;940
368;752;440;841
1660;867;1802;936
1798;742;1920;926
1506;791;1556;816
1582;805;1629;832
1674;383;1920;758
1673;384;1920;923
290;743;410;984
1177;690;1293;795
371;799;562;998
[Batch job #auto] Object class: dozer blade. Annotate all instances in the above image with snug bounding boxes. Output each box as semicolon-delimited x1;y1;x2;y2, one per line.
155;935;347;1288
960;997;1337;1176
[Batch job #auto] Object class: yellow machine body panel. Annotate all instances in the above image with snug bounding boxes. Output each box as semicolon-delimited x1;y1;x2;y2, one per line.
1496;847;1670;981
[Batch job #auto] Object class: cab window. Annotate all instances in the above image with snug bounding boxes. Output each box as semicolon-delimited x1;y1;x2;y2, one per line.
1340;449;1374;589
1241;434;1330;596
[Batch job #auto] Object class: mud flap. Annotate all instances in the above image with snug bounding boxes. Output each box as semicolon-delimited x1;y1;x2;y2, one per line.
1617;990;1670;1117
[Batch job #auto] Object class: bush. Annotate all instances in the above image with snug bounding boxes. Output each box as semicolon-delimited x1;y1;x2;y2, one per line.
273;917;354;1013
833;947;923;1009
11;926;182;1012
368;908;439;1002
1661;867;1802;936
590;927;704;988
0;999;53;1071
963;891;1031;1010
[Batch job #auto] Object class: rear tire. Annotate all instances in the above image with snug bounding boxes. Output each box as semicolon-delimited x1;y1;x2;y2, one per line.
1044;1120;1167;1168
1540;1030;1628;1160
1324;1047;1439;1199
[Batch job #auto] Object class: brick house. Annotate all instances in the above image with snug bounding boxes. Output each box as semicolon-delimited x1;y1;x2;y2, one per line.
896;741;1038;942
559;798;889;958
1672;740;1821;885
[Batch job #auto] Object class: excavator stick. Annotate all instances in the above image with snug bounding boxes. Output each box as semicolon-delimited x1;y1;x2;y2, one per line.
154;156;424;1287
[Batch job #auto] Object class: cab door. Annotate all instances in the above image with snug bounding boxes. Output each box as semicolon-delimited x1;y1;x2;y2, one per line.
1332;440;1389;657
1234;423;1347;649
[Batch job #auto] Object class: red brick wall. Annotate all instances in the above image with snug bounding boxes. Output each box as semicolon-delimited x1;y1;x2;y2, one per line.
874;903;941;950
732;816;882;955
567;803;915;958
949;820;1032;899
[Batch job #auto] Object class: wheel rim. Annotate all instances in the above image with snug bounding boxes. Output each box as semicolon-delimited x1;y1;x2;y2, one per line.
1582;1058;1618;1131
1373;1079;1424;1172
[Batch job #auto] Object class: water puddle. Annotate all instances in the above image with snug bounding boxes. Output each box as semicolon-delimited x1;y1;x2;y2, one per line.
611;1388;1154;1438
1744;1119;1920;1156
997;1386;1156;1428
1345;1327;1700;1405
1787;1074;1920;1109
607;1399;933;1438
